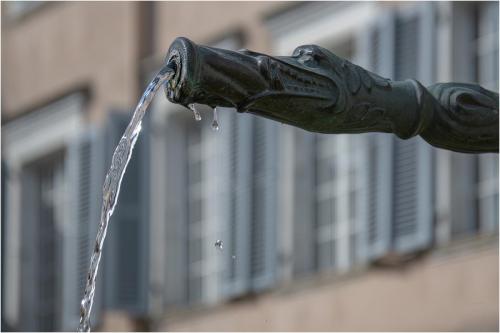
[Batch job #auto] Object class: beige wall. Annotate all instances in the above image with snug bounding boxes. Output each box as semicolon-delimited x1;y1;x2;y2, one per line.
153;2;285;56
157;240;498;332
1;2;140;123
1;2;283;124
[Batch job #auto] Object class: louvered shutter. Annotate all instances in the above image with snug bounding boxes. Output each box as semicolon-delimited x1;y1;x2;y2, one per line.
391;7;434;254
1;161;6;323
360;12;395;261
62;131;86;330
394;16;419;81
250;117;277;291
75;135;92;308
365;134;393;259
85;129;106;328
391;137;433;253
61;128;105;330
222;114;278;294
215;109;233;298
476;3;499;234
223;112;252;297
19;168;38;331
478;154;499;233
163;114;189;307
291;129;317;276
103;111;149;315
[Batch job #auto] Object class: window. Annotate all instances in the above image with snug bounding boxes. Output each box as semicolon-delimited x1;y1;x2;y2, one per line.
313;39;365;272
162;107;279;305
391;5;434;254
447;1;499;238
2;93;86;330
315;134;338;270
156;35;279;306
475;2;499;234
478;155;499;233
474;2;499;91
186;120;209;304
21;151;65;331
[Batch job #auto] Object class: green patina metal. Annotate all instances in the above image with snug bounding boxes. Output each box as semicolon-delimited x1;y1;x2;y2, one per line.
165;37;498;154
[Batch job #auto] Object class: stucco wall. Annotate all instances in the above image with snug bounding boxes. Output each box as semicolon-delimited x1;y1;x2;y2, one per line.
1;2;140;123
157;241;498;332
1;2;284;123
153;2;285;55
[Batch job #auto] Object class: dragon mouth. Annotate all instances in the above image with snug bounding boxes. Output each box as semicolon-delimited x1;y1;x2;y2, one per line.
165;51;182;100
164;37;338;115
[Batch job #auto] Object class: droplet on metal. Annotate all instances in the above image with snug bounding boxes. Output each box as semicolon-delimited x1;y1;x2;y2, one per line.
212;107;220;131
189;103;202;121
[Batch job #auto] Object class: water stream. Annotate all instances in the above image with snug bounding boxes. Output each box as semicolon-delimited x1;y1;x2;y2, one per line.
78;64;175;332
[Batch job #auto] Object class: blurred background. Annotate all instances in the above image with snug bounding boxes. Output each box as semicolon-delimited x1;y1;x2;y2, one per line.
1;1;499;331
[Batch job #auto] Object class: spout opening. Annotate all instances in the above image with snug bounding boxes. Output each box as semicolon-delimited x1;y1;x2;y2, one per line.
164;37;200;105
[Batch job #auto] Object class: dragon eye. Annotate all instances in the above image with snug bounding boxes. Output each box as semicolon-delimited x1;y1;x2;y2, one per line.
293;47;322;68
300;52;319;68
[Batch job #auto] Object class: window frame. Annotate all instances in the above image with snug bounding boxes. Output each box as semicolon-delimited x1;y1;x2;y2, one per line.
267;2;381;274
2;93;85;330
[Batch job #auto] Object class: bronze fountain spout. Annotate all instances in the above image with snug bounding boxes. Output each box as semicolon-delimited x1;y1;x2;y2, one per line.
164;37;498;154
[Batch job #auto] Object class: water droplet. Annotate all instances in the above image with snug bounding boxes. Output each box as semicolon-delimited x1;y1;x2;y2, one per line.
214;240;223;250
189;103;202;121
211;107;220;131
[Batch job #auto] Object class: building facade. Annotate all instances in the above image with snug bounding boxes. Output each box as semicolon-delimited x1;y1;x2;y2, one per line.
1;1;498;331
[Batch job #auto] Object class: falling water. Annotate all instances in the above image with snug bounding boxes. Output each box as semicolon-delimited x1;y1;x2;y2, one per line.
214;239;223;250
212;107;220;131
78;64;175;332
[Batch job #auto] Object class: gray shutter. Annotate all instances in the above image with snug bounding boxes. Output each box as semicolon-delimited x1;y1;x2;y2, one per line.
364;134;393;260
392;137;433;253
222;114;278;295
291;129;317;276
223;112;253;297
361;6;435;259
76;135;92;308
89;130;106;326
19;167;39;331
103;111;149;315
71;131;92;330
163;114;189;307
471;1;499;233
62;128;104;330
250;117;277;291
391;8;434;254
449;154;478;236
360;13;395;261
1;161;6;326
314;134;335;270
478;154;499;233
394;15;419;80
185;121;203;304
479;2;499;90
